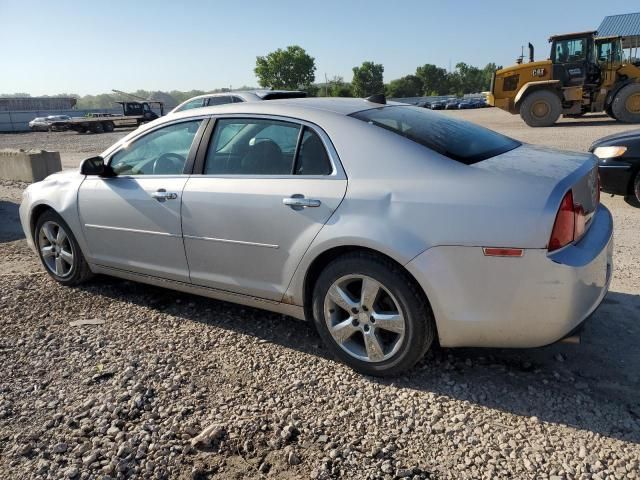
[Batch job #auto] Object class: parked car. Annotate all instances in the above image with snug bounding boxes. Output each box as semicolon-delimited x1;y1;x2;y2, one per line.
445;99;460;110
170;90;307;114
589;129;640;205
28;115;71;131
457;99;476;109
20;98;612;376
429;100;446;110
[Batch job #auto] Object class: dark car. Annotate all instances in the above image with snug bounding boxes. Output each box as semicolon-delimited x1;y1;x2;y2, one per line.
457;99;476;109
589;129;640;205
445;99;460;110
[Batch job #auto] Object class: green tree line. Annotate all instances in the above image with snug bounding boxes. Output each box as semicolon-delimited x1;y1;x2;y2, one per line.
254;46;500;98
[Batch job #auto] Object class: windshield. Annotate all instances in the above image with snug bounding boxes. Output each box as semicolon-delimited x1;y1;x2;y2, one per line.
350;106;521;164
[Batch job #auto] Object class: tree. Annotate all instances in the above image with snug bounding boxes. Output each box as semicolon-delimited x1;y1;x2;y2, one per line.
320;76;353;97
254;45;316;90
351;61;384;97
415;64;448;95
481;63;499;91
385;75;423;98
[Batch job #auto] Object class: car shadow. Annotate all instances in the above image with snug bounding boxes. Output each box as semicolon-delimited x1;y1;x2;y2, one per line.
77;276;640;444
0;200;25;242
557;119;620;127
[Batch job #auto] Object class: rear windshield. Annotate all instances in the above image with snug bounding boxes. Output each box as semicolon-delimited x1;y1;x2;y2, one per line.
261;92;307;100
351;106;520;164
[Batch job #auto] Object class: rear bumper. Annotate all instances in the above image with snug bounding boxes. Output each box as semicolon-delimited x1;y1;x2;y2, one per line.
598;160;634;195
406;205;613;348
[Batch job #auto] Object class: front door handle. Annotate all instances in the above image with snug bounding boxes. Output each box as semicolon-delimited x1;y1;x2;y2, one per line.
151;189;178;201
283;196;321;209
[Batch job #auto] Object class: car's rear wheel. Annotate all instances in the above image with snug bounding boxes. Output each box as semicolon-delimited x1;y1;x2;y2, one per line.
520;90;562;127
35;210;92;286
312;252;435;376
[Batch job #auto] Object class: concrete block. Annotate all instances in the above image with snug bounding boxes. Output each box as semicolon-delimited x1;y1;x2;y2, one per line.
0;149;62;182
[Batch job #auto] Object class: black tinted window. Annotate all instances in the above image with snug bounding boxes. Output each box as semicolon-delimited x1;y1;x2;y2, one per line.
351;106;520;164
295;128;332;175
207;96;233;106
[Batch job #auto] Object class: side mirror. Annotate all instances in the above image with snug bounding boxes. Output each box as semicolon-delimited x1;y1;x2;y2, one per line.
80;156;114;176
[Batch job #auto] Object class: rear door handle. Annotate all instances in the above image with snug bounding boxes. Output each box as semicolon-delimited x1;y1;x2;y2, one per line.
283;196;321;209
151;189;178;201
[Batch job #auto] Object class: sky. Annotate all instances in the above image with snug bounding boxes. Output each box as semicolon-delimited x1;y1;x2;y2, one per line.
0;0;635;96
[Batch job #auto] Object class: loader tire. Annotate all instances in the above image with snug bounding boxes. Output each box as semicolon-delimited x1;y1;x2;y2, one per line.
612;83;640;123
520;90;562;127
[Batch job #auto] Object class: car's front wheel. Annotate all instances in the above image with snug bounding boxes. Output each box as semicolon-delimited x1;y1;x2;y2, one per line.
312;252;435;376
35;210;92;286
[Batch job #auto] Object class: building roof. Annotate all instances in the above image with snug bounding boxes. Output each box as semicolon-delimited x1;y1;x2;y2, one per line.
597;12;640;48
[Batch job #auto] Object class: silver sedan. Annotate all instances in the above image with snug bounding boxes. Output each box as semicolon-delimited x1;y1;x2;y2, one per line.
19;98;613;376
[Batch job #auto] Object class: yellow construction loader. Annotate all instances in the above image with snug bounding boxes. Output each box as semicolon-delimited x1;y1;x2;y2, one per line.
488;31;640;126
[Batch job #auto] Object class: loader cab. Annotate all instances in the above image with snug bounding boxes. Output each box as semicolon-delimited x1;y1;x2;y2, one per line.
596;36;623;64
549;31;598;87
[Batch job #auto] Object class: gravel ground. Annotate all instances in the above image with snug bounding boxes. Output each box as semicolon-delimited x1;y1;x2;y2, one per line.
0;130;133;170
0;110;639;479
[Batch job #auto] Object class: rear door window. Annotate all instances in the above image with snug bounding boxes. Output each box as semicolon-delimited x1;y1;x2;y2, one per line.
351;106;520;164
203;119;333;176
204;119;301;175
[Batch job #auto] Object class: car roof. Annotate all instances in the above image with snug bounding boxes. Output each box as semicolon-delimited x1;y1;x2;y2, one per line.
170;97;402;120
112;98;407;153
181;90;305;101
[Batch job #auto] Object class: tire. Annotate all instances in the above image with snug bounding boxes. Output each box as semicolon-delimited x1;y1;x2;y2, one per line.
611;83;640;123
311;252;436;376
34;210;93;286
519;89;562;127
631;171;640;205
91;122;104;134
103;121;115;132
605;104;617;120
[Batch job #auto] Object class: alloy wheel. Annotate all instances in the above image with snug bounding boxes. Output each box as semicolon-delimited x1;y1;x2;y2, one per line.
323;274;406;363
38;221;74;277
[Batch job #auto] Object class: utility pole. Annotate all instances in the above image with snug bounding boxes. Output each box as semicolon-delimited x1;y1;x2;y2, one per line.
325;73;328;97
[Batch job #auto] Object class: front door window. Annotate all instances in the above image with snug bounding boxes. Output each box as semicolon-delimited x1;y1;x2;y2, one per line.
110;120;202;175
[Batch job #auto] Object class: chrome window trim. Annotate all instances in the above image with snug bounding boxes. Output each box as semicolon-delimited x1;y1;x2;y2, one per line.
201;113;347;180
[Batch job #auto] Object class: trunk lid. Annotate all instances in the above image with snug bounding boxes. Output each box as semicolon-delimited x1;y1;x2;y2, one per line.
474;144;600;242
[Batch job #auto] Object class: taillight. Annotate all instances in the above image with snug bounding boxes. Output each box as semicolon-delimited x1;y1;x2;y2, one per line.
549;191;575;251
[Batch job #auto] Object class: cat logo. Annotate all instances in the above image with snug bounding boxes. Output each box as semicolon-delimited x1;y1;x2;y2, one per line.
532;68;546;77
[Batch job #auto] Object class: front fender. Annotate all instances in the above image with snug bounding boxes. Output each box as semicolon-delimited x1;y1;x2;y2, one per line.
21;172;89;258
514;80;562;106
